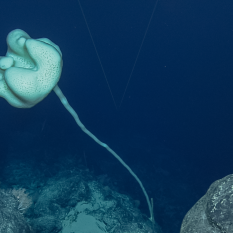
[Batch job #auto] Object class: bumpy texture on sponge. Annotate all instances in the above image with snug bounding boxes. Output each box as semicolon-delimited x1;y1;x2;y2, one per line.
0;29;63;108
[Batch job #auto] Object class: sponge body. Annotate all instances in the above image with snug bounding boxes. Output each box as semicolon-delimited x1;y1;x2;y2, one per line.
0;29;154;222
0;29;63;108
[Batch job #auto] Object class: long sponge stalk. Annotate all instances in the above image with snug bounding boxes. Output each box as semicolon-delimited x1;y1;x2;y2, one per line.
53;84;153;221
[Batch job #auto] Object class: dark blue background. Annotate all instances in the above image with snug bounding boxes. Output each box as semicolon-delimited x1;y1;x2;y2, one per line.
0;0;233;232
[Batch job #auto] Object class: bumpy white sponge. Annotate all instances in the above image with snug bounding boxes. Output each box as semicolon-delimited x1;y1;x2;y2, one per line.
0;29;63;108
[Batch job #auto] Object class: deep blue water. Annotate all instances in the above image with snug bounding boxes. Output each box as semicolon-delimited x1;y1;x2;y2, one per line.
0;0;233;232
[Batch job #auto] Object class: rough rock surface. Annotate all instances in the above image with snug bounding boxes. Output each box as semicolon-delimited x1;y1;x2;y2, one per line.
180;174;233;233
